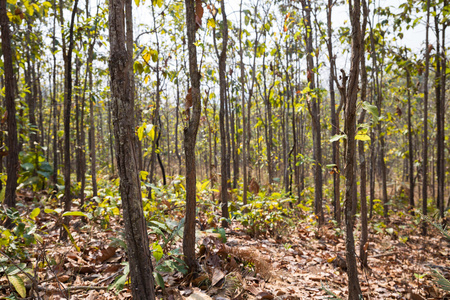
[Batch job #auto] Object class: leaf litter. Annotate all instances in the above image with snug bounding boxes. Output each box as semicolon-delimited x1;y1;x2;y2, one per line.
0;189;448;300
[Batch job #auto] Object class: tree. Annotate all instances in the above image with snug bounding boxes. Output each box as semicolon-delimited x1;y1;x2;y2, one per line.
1;0;19;213
60;0;79;241
301;0;323;226
422;0;430;235
108;0;156;297
343;0;363;297
212;0;230;228
183;0;202;272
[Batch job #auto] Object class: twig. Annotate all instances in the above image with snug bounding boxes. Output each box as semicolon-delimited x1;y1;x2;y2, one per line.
369;252;396;258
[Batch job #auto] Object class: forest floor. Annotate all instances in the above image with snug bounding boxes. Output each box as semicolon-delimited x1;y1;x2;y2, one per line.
1;189;449;300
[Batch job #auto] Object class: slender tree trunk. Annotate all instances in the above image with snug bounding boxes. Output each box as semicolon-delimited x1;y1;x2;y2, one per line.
344;0;363;297
239;0;248;205
434;9;444;219
183;0;202;272
52;1;58;187
60;0;79;241
439;7;446;218
108;0;156;297
406;68;414;212
1;0;19;210
327;0;341;224
359;0;368;267
422;0;430;235
302;0;323;225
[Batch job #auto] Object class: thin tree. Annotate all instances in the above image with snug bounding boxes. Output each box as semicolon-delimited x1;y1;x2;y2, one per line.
212;0;230;227
301;0;323;226
343;0;363;297
108;0;156;297
1;0;19;212
60;0;79;241
422;0;430;235
183;0;202;272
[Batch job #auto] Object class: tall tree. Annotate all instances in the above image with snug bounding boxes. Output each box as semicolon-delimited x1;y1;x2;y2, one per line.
301;0;323;225
108;0;156;297
60;0;79;240
326;0;341;224
213;0;230;227
343;0;363;297
183;0;202;272
422;0;430;235
1;0;19;211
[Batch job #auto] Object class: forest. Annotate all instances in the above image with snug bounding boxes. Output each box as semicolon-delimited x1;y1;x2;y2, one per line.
0;0;449;298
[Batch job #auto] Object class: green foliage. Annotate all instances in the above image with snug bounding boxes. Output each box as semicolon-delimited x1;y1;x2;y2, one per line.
234;191;294;237
17;150;52;192
0;207;42;260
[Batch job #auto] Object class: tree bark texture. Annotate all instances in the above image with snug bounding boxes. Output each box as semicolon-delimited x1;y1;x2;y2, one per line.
183;0;202;272
1;0;19;209
344;0;363;298
108;0;156;297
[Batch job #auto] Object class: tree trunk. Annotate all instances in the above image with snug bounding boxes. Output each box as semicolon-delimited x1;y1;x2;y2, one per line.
302;0;323;226
422;0;430;235
60;0;79;241
327;0;341;225
239;0;248;205
1;0;19;210
108;0;156;297
344;0;363;297
359;0;368;267
213;0;230;227
183;0;202;273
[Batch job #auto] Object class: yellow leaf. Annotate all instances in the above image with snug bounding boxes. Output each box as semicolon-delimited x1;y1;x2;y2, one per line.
355;134;370;141
144;75;149;84
143;52;151;64
207;18;216;28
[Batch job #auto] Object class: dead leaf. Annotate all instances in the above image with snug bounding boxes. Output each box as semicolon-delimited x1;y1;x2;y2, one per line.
256;291;274;300
195;0;204;29
95;247;117;263
211;268;225;286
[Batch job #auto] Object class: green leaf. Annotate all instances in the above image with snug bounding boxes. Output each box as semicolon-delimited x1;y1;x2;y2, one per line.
44;208;58;214
21;163;35;172
30;208;40;220
9;275;26;298
0;187;5;204
330;134;347;143
63;224;80;252
110;274;128;292
431;269;450;291
153;272;165;292
152;242;163;262
362;101;379;125
62;211;88;218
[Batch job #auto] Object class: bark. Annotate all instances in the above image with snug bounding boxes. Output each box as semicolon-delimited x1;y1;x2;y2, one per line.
213;0;230;227
326;0;341;224
406;68;414;212
108;0;156;297
60;0;79;241
238;0;247;205
422;0;430;235
434;8;444;219
301;0;323;226
359;0;368;267
439;4;446;218
1;0;19;210
344;0;363;297
51;0;58;187
183;0;202;272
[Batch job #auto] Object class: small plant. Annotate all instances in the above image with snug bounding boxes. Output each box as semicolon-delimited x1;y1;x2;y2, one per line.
235;191;294;237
